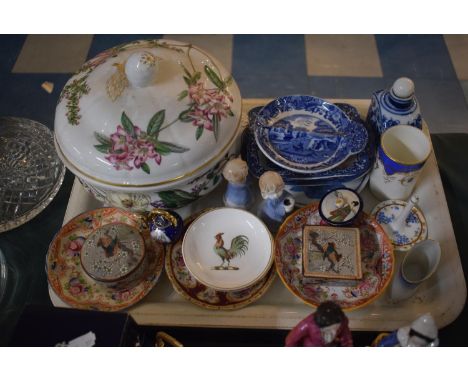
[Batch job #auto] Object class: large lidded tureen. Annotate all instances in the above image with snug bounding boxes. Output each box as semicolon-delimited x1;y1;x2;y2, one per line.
55;40;242;211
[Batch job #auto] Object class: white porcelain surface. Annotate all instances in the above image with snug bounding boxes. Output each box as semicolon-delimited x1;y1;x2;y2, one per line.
370;125;431;201
54;39;241;210
182;208;273;291
388;240;441;302
49;99;466;331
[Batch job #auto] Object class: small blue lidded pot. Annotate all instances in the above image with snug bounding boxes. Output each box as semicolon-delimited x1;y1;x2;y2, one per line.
319;188;363;226
147;209;184;244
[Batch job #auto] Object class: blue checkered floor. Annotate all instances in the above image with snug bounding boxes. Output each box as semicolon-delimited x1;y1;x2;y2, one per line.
1;34;468;133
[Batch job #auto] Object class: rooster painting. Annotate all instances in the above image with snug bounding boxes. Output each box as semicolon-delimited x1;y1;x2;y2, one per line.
212;233;249;270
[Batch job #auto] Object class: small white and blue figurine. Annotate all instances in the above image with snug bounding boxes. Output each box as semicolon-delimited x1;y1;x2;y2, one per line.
372;313;439;347
367;77;422;135
222;157;254;209
258;171;295;233
147;208;183;244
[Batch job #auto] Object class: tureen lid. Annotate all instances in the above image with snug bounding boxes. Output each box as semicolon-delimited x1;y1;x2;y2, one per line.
54;39;242;187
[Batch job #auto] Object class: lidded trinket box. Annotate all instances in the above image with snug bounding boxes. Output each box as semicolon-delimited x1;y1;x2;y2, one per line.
54;40;242;211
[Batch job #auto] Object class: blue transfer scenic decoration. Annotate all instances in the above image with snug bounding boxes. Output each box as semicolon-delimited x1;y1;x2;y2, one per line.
254;95;368;173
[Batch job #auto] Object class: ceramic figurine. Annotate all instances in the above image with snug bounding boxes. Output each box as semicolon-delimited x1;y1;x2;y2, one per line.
222;157;254;209
372;313;439;347
285;301;353;347
147;208;184;244
367;77;422;135
258;171;295;233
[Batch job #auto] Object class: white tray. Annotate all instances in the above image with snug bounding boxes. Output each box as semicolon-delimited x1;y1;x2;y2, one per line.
49;99;467;331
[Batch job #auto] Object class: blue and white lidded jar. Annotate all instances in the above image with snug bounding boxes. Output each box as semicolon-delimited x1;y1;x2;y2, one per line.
367;77;422;135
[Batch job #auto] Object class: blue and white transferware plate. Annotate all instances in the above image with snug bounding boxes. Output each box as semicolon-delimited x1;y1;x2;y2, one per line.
244;103;374;181
371;200;427;252
254;96;368;173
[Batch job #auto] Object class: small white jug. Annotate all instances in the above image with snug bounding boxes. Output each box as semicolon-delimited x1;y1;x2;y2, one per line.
388;239;441;302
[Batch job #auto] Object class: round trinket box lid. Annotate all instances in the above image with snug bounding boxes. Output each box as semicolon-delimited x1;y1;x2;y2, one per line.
80;223;145;282
54;39;242;188
319;187;363;226
182;208;274;291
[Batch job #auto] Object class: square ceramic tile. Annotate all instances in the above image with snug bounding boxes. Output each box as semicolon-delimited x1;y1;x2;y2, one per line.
302;226;361;280
444;35;468;80
163;35;233;73
13;35;93;73
305;35;383;77
375;35;457;80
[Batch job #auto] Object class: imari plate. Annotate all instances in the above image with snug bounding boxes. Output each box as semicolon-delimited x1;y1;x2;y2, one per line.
253;96;368;174
46;208;164;311
166;214;276;310
275;203;394;311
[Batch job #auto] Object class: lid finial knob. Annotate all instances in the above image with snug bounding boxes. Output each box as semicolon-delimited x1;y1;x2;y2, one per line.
392;77;415;99
125;51;159;88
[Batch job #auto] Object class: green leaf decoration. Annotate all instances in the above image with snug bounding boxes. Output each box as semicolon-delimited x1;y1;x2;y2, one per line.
183;76;192;87
94;144;111;154
192;71;202;83
147;110;165;137
158;189;198;209
213;114;220;142
121;112;136;137
177;90;188;101
227;109;234;117
94;132;112;145
182;65;192;79
195;126;204;140
141;163;150;174
156;141;190;153
179;109;193;122
225;75;233;86
204;65;224;90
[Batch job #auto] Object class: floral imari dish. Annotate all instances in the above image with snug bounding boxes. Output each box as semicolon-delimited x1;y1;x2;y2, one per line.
54;39;241;211
46;208;164;311
253;96;368;174
371;200;428;252
275;203;394;311
182;208;274;291
166;214;276;310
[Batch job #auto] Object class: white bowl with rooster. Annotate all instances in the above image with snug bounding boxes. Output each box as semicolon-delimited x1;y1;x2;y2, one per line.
182;208;274;291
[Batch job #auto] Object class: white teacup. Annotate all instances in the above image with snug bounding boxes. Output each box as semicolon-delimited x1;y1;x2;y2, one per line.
388;239;441;303
370;124;431;201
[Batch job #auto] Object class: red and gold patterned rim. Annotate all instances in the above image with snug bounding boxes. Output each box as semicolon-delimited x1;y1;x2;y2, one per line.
166;214;276;310
46;207;165;311
274;203;394;311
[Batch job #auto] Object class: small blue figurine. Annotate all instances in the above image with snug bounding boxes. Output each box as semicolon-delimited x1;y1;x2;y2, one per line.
372;313;439;347
222;157;254;209
147;208;184;244
258;171;295;233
